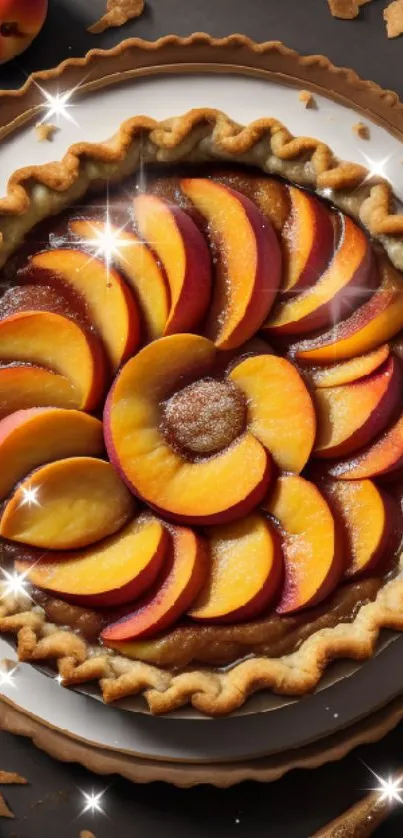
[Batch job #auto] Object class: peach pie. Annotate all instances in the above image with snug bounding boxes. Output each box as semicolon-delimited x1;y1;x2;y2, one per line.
1;109;403;716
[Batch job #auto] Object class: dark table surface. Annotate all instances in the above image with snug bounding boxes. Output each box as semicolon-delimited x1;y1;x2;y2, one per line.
1;1;403;836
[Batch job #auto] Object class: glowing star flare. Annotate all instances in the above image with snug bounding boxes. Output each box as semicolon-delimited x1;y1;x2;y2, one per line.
73;213;131;278
0;666;17;688
0;567;31;600
372;772;403;805
81;790;106;816
20;485;41;508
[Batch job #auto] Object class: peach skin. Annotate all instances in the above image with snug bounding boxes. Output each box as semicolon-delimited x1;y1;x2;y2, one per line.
327;412;403;480
0;407;104;500
133;194;211;335
16;516;169;608
181;179;282;349
306;344;390;389
321;479;400;579
102;525;209;642
70;220;170;343
0;0;47;65
29;249;140;371
188;514;283;623
264;475;343;614
229;353;316;473
295;257;403;363
265;215;372;336
0;310;107;411
313;356;402;459
0;364;80;418
281;186;334;293
104;334;272;524
0;457;135;550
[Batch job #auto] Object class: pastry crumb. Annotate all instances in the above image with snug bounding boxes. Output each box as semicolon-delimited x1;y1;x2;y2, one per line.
35;123;57;142
328;0;359;19
0;793;14;818
298;90;316;109
384;0;403;37
352;122;370;139
0;770;27;785
88;0;144;33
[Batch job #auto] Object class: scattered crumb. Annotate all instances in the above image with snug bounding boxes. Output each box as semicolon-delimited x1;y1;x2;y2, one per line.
88;0;144;34
298;90;316;109
384;0;403;37
0;771;27;785
80;831;96;838
328;0;359;19
35;123;57;143
352;121;370;139
0;793;14;818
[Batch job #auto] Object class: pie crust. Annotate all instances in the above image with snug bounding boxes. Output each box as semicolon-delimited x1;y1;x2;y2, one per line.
1;108;403;716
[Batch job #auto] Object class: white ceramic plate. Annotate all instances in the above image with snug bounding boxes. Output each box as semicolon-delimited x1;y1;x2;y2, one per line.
1;70;403;762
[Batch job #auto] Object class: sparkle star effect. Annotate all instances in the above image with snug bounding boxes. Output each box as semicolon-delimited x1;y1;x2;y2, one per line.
0;567;32;600
364;763;403;805
0;666;18;688
36;81;83;127
359;151;393;185
73;209;131;280
80;790;106;816
19;485;41;508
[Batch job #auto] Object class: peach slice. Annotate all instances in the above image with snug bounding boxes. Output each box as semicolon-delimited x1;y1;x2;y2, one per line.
307;344;390;389
0;311;106;410
105;334;271;524
188;514;283;623
0;364;80;418
102;524;208;642
263;475;343;613
327;412;403;480
0;457;135;550
321;479;399;578
264;215;372;336
229;354;316;473
70;221;170;342
16;516;169;608
181;178;282;349
29;249;140;371
282;187;334;292
0;407;103;500
313;356;402;459
133;194;211;335
295;257;403;363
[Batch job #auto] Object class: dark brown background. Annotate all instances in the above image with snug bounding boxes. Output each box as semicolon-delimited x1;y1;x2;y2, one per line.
1;1;403;836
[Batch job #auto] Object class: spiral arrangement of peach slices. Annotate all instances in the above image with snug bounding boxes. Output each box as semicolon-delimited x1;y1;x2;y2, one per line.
1;173;403;659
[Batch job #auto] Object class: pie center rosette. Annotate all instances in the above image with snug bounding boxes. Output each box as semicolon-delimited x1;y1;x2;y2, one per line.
0;171;402;663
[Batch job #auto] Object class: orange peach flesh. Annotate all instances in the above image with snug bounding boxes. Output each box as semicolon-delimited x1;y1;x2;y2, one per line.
295;258;403;363
265;215;372;335
133;194;211;335
16;516;169;608
264;475;343;613
70;221;170;342
322;479;397;578
0;457;135;550
189;514;283;622
0;407;104;500
282;186;334;292
105;334;271;524
0;310;106;410
313;356;402;459
229;354;316;473
0;364;80;418
307;344;390;388
181;178;281;349
102;525;209;642
30;249;140;371
328;413;403;480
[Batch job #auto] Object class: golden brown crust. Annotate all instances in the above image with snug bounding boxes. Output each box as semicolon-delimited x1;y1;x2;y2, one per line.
1;108;403;273
88;0;144;34
2;561;403;716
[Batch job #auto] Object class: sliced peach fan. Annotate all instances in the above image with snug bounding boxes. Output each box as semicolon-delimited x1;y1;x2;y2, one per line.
105;333;317;523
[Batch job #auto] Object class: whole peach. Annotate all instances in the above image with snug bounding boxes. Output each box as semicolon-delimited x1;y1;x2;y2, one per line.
0;0;47;65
